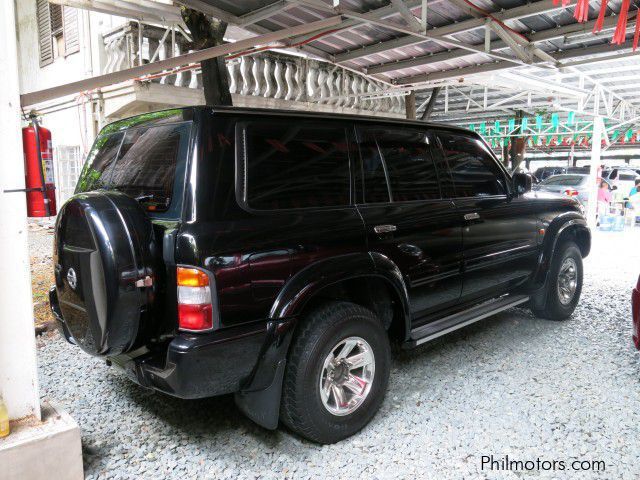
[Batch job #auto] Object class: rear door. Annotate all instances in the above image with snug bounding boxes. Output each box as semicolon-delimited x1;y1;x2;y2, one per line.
354;124;462;321
433;131;538;304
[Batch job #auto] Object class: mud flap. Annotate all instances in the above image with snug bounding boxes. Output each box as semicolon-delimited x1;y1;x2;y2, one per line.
234;359;286;430
529;284;549;311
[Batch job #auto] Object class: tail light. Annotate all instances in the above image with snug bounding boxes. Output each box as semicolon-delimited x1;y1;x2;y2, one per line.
177;267;213;331
564;188;579;197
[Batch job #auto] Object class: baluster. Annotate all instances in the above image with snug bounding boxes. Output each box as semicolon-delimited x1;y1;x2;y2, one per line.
240;56;252;96
274;61;285;99
390;95;398;113
344;73;354;108
318;68;328;103
350;76;360;109
333;72;343;106
294;62;305;101
284;63;295;100
359;77;368;111
252;56;263;96
114;37;127;72
359;78;368;110
104;40;115;73
365;82;375;111
263;58;273;98
227;61;238;94
157;39;168;84
326;70;336;104
307;66;318;101
173;44;184;87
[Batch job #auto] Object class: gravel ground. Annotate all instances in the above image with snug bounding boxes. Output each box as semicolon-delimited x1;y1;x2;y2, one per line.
35;229;640;479
28;219;56;331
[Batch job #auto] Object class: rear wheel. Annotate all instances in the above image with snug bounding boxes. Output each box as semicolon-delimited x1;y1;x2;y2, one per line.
280;301;390;444
531;241;583;321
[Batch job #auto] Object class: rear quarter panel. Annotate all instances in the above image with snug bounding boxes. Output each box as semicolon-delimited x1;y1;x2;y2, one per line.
175;112;367;328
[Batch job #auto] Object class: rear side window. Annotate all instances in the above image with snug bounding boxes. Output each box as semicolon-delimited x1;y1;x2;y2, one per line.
76;132;124;191
359;127;440;203
437;132;506;197
243;122;351;210
77;122;191;212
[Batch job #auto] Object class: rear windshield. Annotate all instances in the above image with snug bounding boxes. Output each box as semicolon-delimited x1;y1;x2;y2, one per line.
76;122;192;212
541;175;586;186
619;173;637;181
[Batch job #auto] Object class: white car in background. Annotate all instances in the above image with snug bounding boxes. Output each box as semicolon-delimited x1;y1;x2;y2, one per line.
602;168;640;195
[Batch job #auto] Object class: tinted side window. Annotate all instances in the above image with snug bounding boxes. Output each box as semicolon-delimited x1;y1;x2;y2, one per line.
244;122;351;210
110;124;188;204
77;123;191;212
76;132;124;192
437;132;506;197
360;128;440;203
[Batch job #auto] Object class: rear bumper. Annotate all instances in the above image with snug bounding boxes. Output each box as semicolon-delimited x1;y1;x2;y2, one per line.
633;284;640;349
50;286;280;399
111;325;268;398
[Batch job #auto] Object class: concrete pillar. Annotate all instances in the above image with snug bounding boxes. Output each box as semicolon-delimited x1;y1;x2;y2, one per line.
586;116;604;229
568;144;575;168
0;0;41;421
405;91;416;120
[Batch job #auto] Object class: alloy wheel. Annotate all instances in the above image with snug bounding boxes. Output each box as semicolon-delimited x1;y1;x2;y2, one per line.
319;336;375;416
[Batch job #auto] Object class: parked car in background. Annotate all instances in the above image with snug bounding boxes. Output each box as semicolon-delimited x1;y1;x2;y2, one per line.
602;168;640;194
50;106;590;444
633;275;640;349
533;174;605;207
533;166;589;182
534;166;565;182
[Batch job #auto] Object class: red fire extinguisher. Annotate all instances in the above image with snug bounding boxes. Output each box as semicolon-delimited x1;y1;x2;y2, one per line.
23;117;56;217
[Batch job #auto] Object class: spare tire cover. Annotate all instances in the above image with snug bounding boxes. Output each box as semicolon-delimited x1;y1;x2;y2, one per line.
54;191;155;356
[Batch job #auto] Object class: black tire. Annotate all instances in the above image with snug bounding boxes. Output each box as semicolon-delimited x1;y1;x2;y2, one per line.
531;241;583;321
280;301;391;444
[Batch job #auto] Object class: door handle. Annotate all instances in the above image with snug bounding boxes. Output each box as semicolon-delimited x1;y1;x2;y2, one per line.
463;212;481;221
374;224;397;234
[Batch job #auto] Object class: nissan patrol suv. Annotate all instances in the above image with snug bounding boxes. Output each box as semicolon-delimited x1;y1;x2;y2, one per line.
50;106;590;444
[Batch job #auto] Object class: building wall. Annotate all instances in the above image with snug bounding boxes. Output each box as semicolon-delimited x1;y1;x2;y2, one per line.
15;4;130;205
16;2;88;95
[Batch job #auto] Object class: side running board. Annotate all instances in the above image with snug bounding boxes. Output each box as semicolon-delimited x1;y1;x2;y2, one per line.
406;294;530;348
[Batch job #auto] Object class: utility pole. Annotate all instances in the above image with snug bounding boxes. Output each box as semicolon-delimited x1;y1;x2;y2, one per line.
0;0;41;421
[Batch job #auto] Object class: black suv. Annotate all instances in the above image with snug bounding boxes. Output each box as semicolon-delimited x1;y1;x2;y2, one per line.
50;107;590;444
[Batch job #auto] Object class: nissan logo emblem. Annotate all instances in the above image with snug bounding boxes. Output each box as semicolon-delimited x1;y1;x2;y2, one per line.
67;268;77;290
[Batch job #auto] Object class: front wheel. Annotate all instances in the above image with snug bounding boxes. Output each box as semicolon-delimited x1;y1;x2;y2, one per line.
280;301;391;444
531;241;583;321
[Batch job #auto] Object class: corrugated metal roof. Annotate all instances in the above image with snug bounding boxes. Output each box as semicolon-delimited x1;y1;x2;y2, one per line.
189;0;638;127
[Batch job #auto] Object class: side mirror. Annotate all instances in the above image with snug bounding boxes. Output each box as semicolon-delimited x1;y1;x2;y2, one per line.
512;172;532;196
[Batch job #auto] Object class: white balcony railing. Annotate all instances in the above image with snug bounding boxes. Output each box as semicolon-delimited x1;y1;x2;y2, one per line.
102;22;405;116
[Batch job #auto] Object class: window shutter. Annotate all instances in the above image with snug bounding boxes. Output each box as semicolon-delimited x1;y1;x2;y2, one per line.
63;7;80;56
37;0;53;67
50;4;63;35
